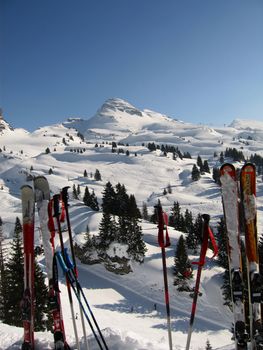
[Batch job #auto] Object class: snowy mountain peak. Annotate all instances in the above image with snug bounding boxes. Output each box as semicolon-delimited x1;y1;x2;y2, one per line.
96;98;143;118
229;118;263;131
0;109;14;133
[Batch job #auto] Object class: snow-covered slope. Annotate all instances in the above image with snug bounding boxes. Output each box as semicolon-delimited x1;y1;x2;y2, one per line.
0;99;263;349
63;98;263;157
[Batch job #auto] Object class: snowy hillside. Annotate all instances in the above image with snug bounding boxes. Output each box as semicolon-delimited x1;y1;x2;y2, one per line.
0;99;263;349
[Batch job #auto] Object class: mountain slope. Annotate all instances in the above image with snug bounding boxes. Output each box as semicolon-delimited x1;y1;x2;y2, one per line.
0;99;263;349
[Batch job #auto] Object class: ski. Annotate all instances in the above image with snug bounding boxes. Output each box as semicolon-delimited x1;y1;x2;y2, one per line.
21;185;35;350
34;176;70;350
240;163;263;349
220;163;248;350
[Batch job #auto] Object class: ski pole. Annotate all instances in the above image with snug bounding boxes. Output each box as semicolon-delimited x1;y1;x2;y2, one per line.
56;251;106;350
64;248;109;350
156;204;173;350
53;194;80;350
186;214;212;350
61;186;89;350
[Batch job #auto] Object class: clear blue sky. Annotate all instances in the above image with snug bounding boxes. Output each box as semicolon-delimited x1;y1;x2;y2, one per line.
1;0;263;131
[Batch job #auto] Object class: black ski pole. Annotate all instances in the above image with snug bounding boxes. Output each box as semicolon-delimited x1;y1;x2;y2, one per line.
53;194;80;350
61;187;89;350
156;204;173;350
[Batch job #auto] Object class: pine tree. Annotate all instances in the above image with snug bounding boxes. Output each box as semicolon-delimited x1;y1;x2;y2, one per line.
219;151;224;164
127;194;141;219
98;212;117;253
191;164;200;181
141;202;149;221
115;183;129;217
83;186;92;207
216;217;228;269
72;184;78;199
197;156;206;174
0;217;8;321
34;260;51;331
94;169;102;181
169;201;185;232
127;219;147;262
212;167;221;185
203;160;210;173
174;235;192;291
169;201;181;228
102;182;116;215
184;209;194;234
197;155;203;168
83;169;88;177
4;217;24;326
205;339;213;350
77;184;81;196
90;190;99;211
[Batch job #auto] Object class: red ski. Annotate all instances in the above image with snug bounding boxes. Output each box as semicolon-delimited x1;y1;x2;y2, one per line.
21;185;35;350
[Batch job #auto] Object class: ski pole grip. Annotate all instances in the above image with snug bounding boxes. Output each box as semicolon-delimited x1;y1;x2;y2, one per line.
53;194;61;218
201;214;210;225
62;187;70;207
64;248;74;270
56;252;69;273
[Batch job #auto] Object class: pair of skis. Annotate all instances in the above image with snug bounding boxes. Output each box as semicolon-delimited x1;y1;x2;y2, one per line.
21;178;72;350
21;178;89;349
220;162;262;349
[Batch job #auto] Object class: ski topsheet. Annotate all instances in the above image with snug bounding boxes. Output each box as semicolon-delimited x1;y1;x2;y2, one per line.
21;185;35;350
240;163;263;348
220;163;248;349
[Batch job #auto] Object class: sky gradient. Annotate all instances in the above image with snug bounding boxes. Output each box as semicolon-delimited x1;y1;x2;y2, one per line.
1;0;263;131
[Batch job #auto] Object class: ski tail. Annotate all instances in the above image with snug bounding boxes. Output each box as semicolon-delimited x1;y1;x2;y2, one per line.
21;185;35;350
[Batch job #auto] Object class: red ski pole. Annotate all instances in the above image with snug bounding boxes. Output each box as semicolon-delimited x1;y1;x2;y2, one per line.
156;204;173;350
186;214;218;350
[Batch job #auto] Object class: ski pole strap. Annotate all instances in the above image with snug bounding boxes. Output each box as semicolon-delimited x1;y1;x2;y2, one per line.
48;199;56;246
52;194;66;222
156;204;171;248
56;252;69;273
60;195;66;223
208;226;218;259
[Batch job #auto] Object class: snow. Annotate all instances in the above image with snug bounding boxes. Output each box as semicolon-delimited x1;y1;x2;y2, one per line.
0;98;263;349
